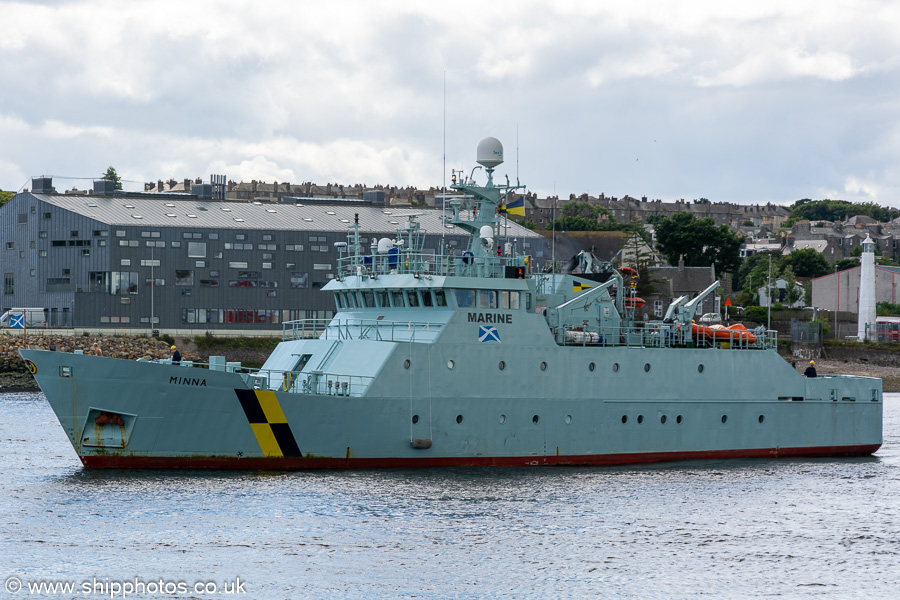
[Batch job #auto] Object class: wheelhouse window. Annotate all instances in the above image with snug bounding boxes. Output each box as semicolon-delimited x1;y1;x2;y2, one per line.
454;289;475;308
391;290;405;307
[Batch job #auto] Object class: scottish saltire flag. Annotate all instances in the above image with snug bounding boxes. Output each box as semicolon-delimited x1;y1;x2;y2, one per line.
479;325;501;342
10;314;25;329
499;196;525;216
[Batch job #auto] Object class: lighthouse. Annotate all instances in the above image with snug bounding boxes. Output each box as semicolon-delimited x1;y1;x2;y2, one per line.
857;234;877;341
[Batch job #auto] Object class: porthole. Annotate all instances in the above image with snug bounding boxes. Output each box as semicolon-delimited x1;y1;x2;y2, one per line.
676;415;683;424
644;363;651;372
532;415;540;424
698;364;704;373
411;414;419;424
660;415;667;424
403;359;410;369
588;362;595;372
498;361;506;370
565;414;572;424
499;414;506;424
613;363;619;372
721;414;728;424
758;414;765;423
456;414;463;424
637;415;644;424
622;415;628;424
540;362;547;371
447;360;455;370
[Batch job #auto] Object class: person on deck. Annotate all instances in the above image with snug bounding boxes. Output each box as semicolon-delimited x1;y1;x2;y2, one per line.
804;360;817;378
170;345;182;364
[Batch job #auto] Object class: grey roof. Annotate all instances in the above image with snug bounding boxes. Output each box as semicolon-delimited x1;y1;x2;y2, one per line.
31;194;541;239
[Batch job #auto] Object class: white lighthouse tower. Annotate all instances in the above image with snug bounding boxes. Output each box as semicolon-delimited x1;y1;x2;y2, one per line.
857;234;877;341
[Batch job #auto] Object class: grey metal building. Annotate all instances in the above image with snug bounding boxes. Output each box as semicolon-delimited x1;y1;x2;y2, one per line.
1;178;543;331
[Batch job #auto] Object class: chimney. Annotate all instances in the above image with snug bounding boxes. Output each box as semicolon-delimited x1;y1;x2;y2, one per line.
157;180;164;193
678;254;685;272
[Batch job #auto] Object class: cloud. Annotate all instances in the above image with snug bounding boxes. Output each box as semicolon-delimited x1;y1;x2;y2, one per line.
2;0;900;206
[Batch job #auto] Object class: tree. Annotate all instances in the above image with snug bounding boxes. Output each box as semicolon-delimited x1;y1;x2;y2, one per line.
653;212;741;274
782;248;830;278
835;258;859;271
782;265;801;306
0;189;13;208
103;166;123;190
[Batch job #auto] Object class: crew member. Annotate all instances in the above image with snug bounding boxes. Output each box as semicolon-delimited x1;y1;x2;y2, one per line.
170;345;182;364
804;360;817;378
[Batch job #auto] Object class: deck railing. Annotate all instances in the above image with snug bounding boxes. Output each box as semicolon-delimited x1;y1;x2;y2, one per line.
282;318;444;342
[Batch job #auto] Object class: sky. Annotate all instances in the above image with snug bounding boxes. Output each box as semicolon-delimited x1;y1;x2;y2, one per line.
2;0;900;207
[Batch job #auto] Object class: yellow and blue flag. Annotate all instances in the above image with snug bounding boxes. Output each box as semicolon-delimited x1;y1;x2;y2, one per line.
500;196;525;216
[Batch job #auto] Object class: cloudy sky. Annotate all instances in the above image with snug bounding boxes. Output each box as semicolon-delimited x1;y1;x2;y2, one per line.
2;0;900;206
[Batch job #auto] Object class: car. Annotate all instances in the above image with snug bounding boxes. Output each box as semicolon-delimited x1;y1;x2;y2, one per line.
698;312;722;325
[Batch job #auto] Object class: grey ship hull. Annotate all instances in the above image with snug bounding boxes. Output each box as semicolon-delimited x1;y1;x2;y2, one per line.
20;339;882;469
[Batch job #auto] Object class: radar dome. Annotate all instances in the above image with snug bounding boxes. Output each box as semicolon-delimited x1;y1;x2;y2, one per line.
377;237;393;253
476;137;504;169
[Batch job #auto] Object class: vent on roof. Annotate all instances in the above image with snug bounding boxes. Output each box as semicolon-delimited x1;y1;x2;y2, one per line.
32;177;53;194
87;202;98;207
132;215;143;219
198;207;208;211
187;214;198;218
266;209;277;213
94;180;116;196
166;203;175;207
234;218;244;222
253;201;262;205
303;218;313;222
166;213;177;217
389;221;399;225
340;219;350;223
221;207;232;212
124;204;135;209
326;211;336;215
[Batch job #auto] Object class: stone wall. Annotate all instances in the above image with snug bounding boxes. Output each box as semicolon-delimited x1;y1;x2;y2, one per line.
0;333;198;372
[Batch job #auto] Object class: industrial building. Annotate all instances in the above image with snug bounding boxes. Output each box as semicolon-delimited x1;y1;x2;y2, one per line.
1;178;542;331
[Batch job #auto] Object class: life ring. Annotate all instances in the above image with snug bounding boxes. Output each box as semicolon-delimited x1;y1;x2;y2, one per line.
462;251;474;265
282;372;293;391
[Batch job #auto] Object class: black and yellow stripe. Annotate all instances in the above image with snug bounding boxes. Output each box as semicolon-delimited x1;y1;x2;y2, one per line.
235;389;302;457
573;282;593;292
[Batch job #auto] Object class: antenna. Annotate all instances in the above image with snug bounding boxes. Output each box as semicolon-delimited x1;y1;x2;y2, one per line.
442;70;446;242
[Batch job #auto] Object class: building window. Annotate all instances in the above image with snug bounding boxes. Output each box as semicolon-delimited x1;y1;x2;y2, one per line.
171;241;181;248
20;251;25;258
208;233;219;240
188;242;207;258
140;259;160;267
5;242;12;249
228;261;248;269
262;234;273;241
175;270;194;286
654;300;664;317
3;273;13;294
82;249;90;257
121;259;131;266
39;231;47;238
115;230;126;237
290;272;309;288
39;250;47;257
262;262;272;269
196;260;206;268
43;212;51;219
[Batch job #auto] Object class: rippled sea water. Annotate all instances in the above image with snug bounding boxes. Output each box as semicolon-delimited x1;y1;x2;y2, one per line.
2;392;899;600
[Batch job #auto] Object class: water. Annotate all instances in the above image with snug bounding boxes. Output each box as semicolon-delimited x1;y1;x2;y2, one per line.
2;393;899;600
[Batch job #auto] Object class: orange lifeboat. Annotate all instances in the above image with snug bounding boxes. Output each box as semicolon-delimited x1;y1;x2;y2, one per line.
624;297;646;308
691;322;756;343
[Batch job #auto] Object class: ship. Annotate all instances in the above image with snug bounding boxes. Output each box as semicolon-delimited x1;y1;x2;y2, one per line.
20;138;883;469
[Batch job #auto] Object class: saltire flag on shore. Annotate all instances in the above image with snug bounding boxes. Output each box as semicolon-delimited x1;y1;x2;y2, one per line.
500;196;525;216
